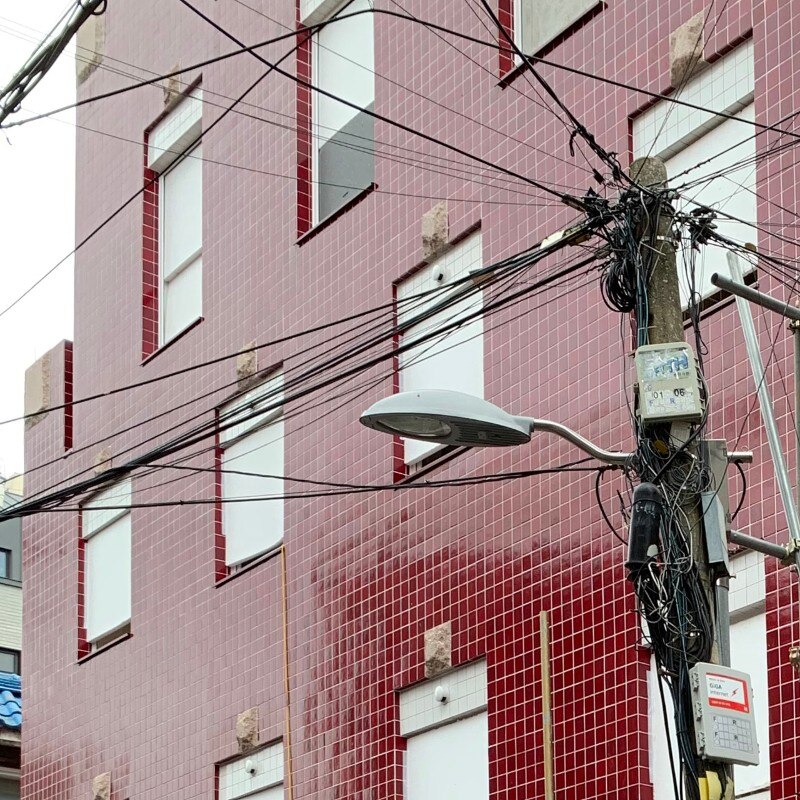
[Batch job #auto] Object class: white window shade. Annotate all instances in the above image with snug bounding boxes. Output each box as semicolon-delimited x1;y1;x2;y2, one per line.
314;0;374;144
221;373;285;567
313;0;374;221
222;421;285;566
405;713;489;800
84;512;131;643
666;105;757;303
397;234;484;464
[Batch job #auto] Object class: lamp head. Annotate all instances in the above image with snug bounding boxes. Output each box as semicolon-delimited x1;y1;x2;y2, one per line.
359;390;532;447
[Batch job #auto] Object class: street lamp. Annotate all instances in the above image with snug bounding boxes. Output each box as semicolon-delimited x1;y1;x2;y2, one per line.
359;389;632;465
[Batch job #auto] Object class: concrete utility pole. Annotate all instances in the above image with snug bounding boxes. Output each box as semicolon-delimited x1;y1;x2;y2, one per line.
629;157;733;800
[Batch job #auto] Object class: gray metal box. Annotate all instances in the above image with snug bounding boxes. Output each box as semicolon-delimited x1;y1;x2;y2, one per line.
635;343;704;424
689;662;759;765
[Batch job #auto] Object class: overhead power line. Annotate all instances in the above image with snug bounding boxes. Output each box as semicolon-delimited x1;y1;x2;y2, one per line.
176;0;575;205
14;233;601;513
4;9;794;147
0;0;106;126
5;234;604;520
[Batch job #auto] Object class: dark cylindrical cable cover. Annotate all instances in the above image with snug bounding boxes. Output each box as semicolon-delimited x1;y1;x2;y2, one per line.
626;482;663;578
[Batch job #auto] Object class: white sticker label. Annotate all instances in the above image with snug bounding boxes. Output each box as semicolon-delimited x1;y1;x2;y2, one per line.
705;673;749;713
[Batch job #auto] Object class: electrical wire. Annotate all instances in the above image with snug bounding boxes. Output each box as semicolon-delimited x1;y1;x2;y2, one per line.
9;239;604;518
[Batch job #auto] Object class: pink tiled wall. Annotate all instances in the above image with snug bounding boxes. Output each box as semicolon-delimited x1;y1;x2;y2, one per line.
21;1;800;799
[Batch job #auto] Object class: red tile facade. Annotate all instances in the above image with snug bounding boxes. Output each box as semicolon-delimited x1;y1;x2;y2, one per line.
21;1;800;799
141;135;160;360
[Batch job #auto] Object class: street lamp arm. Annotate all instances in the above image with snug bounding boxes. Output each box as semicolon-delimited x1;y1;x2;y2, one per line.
525;418;632;466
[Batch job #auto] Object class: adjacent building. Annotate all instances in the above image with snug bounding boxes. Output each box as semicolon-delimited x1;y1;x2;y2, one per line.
20;2;800;799
0;476;22;800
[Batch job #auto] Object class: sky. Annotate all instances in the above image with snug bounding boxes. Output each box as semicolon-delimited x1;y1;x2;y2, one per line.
0;2;76;480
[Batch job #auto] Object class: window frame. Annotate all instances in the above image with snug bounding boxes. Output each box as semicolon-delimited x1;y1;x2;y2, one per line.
0;647;20;675
79;480;133;654
216;373;285;576
630;41;756;307
142;85;203;357
157;143;203;346
0;548;10;580
394;231;485;469
301;0;375;231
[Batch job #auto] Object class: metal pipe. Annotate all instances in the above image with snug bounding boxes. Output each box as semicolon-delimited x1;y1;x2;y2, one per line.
728;529;790;561
711;272;800;321
794;320;800;515
728;451;753;464
530;418;631;465
727;252;800;545
715;577;731;667
540;611;555;800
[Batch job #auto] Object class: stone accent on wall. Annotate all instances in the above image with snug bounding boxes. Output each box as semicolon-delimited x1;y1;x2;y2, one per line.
424;622;452;678
91;772;111;800
236;707;259;753
669;12;708;88
24;353;51;430
236;342;259;390
421;202;449;262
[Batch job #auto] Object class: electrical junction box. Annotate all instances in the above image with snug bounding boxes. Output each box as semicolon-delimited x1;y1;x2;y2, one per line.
635;342;704;424
689;662;759;765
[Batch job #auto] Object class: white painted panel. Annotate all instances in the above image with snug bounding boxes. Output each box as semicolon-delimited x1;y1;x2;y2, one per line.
405;712;489;800
83;479;132;535
729;550;766;614
314;0;374;145
399;659;487;737
666;104;757;303
649;611;770;796
400;309;484;464
397;234;484;464
633;41;754;158
223;421;285;566
220;741;284;800
149;87;203;170
221;373;284;444
647;655;679;800
85;513;131;642
396;233;483;324
163;255;202;343
730;613;770;794
162;147;202;278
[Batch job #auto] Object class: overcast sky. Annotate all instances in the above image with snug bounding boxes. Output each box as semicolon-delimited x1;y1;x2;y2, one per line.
0;2;75;479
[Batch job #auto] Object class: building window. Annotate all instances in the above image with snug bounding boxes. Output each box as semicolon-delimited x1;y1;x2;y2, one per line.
298;0;374;233
218;373;284;571
80;480;132;650
400;660;489;800
0;549;9;579
219;740;284;800
396;232;484;465
509;0;600;59
632;41;755;305
0;648;20;675
648;550;769;800
143;87;203;356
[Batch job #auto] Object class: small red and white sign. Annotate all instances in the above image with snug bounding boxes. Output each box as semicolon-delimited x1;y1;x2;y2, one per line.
705;673;750;713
